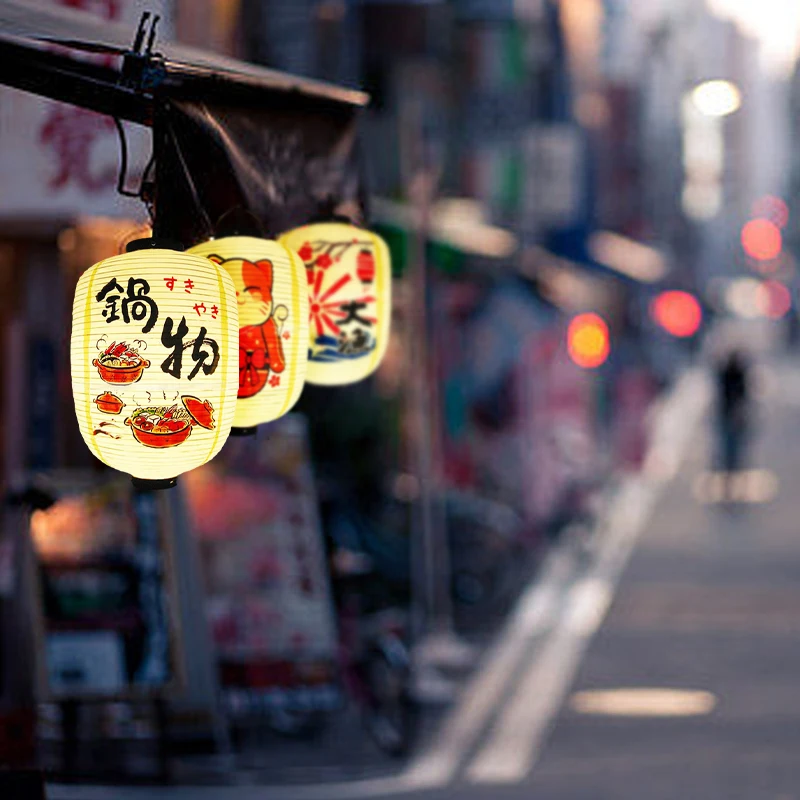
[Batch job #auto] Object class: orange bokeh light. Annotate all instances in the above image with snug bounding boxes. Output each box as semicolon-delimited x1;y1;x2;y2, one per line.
741;218;782;261
651;291;703;338
568;313;610;369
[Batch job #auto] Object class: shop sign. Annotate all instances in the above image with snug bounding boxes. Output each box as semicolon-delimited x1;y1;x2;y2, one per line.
0;0;172;221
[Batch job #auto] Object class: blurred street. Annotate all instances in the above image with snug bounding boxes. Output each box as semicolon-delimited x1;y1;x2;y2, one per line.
47;337;800;797
5;2;800;798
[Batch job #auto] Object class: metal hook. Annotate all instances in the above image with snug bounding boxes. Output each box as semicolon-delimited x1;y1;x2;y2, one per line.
132;11;151;53
146;15;161;56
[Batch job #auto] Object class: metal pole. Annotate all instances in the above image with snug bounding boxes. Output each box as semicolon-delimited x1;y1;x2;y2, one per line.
399;63;474;691
398;66;435;643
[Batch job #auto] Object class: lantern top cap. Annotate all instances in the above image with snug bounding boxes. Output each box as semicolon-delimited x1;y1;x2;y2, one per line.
308;214;360;226
126;237;185;253
307;196;360;227
214;207;264;239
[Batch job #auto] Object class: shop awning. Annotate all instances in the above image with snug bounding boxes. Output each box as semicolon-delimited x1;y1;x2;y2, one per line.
372;197;519;261
520;246;616;313
0;0;370;244
0;0;367;125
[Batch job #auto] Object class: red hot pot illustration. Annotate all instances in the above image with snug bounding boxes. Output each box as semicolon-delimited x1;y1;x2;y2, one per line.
93;341;150;385
124;396;216;449
94;392;125;414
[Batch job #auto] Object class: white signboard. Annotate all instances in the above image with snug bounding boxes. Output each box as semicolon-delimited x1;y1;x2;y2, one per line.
47;631;126;694
0;0;172;221
523;123;584;230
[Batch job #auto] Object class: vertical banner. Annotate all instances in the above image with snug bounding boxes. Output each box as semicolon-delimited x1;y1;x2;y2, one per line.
130;490;171;686
183;415;339;715
27;337;57;471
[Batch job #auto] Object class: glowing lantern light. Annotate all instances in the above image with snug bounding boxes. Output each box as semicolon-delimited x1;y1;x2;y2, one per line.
188;236;309;431
741;218;782;261
568;313;610;369
279;220;391;386
71;239;239;489
651;290;703;338
756;279;792;319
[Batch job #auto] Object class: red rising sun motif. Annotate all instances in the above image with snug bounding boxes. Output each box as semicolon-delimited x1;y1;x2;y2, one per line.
307;254;377;339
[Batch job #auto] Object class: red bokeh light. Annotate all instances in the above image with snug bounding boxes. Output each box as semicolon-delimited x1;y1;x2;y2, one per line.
651;291;703;338
751;195;789;229
756;280;792;319
568;313;610;369
741;218;782;261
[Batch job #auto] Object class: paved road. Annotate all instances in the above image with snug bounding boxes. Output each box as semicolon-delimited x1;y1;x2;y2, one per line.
400;358;800;800
50;355;800;799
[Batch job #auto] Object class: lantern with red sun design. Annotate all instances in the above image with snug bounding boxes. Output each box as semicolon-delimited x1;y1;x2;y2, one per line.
279;221;391;386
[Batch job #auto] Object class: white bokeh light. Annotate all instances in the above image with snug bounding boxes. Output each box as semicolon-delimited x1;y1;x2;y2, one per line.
707;0;800;74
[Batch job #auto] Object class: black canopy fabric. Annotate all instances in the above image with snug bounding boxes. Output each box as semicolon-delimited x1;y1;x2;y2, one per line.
154;99;364;246
0;0;367;110
0;0;369;241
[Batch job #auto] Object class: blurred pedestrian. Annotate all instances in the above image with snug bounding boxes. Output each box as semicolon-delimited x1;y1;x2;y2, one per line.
715;350;751;493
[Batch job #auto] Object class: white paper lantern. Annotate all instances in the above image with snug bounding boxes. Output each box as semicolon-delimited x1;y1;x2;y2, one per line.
71;240;239;487
279;221;391;386
188;236;309;430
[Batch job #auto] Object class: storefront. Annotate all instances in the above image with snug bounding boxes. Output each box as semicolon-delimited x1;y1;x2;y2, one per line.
0;0;369;780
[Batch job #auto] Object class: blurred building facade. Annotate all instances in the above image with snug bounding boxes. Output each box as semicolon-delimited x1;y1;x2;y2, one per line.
0;0;679;536
6;0;786;768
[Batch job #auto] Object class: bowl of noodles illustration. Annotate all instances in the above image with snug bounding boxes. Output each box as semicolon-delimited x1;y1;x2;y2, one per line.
93;341;150;385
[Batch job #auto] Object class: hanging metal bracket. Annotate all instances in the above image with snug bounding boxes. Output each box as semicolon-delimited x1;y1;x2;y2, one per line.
119;11;166;94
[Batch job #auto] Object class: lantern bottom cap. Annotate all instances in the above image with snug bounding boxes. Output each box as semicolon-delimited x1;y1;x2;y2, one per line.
131;477;178;491
230;426;258;437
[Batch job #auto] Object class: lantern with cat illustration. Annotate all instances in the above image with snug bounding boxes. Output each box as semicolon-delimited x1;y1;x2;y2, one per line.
188;236;309;430
71;239;239;488
279;221;391;386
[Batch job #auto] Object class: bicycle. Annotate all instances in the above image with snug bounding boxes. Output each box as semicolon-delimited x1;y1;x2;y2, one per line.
266;505;417;758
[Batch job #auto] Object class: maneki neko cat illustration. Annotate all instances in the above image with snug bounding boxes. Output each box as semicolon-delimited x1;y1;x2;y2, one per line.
208;255;289;398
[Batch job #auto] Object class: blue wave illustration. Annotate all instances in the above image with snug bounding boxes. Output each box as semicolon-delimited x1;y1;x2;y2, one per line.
309;335;375;363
